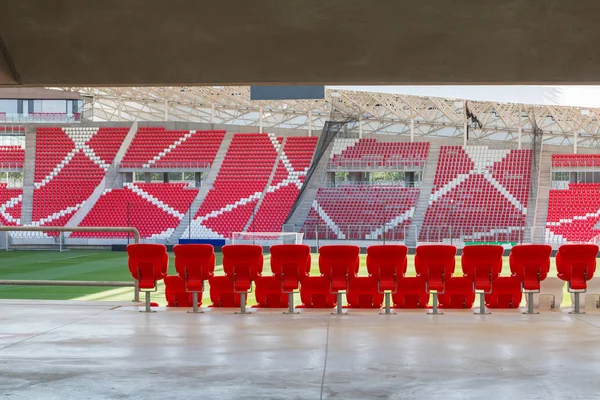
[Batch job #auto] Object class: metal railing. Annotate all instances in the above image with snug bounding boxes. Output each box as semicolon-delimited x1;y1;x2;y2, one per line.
120;161;211;170
323;180;422;188
327;159;427;171
0;226;141;302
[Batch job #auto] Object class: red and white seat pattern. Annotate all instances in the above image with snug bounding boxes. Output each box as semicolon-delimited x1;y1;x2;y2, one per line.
329;138;429;169
420;146;531;243
552;154;600;168
0;145;25;169
546;183;600;244
120;127;224;168
27;127;128;235
303;185;420;240
186;133;280;239
247;136;318;232
72;183;198;239
0;183;22;226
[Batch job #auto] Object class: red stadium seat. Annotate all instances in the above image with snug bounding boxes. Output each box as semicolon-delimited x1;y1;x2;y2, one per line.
164;275;194;307
174;244;215;312
366;245;408;313
392;277;429;309
438;277;476;309
318;245;360;314
415;244;456;314
209;276;242;308
269;244;311;313
461;244;504;314
254;276;288;308
299;276;337;308
509;244;552;314
345;277;384;309
556;243;599;314
222;244;264;313
126;244;168;312
484;277;522;309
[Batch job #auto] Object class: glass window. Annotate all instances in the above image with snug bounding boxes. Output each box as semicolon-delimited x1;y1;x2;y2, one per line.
7;172;22;188
0;100;18;114
167;172;183;181
150;173;163;182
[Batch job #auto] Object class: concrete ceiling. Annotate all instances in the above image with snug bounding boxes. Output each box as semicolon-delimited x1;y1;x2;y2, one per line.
1;0;600;86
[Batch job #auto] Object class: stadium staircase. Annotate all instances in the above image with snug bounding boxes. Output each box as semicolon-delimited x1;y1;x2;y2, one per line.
241;136;285;232
530;152;551;244
405;143;441;247
19;126;36;225
65;122;138;231
285;137;335;229
168;132;233;242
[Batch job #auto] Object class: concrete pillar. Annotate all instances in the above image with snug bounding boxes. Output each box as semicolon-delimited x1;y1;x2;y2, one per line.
463;103;468;147
164;100;168;121
145;172;151;183
308;109;312;137
163;172;169;183
359;115;363;139
410;108;414;143
574;131;578;154
211;103;216;123
195;172;202;187
518;104;522;150
118;96;122;120
259;106;264;133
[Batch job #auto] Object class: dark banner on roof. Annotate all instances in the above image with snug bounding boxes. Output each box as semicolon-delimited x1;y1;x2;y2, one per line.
250;86;325;101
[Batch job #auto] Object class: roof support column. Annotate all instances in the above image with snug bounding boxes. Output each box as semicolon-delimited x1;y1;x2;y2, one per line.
359;115;363;139
259;105;263;133
410;108;414;143
211;103;215;123
574;131;578;154
308;109;312;137
518;104;522;150
463;102;467;147
117;96;122;120
164;100;168;121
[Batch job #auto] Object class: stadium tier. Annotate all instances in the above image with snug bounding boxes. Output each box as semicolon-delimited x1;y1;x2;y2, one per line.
186;133;282;239
120;127;224;168
72;183;198;239
420;145;531;243
31;127;129;234
546;183;600;243
329;138;429;169
247;136;318;232
303;186;419;240
0;145;25;169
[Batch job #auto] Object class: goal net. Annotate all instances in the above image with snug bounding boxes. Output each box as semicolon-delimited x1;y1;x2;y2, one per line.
1;231;68;252
231;232;304;245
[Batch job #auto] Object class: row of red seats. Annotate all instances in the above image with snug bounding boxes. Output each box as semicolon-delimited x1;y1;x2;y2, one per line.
127;243;598;313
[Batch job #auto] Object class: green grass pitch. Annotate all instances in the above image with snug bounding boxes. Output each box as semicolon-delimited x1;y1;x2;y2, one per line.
0;249;567;307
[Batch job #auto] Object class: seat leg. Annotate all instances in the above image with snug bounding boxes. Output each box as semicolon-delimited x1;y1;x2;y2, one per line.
187;292;203;314
380;292;395;315
140;291;155;313
427;292;443;315
569;292;585;314
522;292;539;315
283;293;299;314
473;292;490;315
236;292;249;314
331;293;347;315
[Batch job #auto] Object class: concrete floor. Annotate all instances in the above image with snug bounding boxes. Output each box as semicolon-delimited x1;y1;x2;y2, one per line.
2;301;600;399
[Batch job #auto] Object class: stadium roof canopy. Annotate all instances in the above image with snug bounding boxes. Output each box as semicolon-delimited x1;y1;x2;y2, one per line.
59;86;600;148
2;1;600;86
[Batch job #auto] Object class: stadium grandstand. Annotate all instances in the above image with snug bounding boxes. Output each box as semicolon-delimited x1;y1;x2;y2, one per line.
0;86;597;248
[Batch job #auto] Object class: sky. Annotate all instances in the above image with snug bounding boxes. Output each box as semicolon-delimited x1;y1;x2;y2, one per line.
330;86;600;109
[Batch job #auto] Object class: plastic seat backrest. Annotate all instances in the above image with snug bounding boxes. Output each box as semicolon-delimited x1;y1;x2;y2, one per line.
222;244;264;292
414;245;456;292
254;276;288;308
392;277;429;308
174;244;215;292
438;277;476;309
461;244;504;292
484;276;522;309
556;244;599;291
300;276;337;308
164;275;194;307
318;245;360;292
346;277;383;308
366;245;408;292
126;244;168;290
208;276;242;307
269;244;311;292
509;244;552;291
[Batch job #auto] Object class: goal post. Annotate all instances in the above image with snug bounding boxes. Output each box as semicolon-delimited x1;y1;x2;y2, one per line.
231;232;304;245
